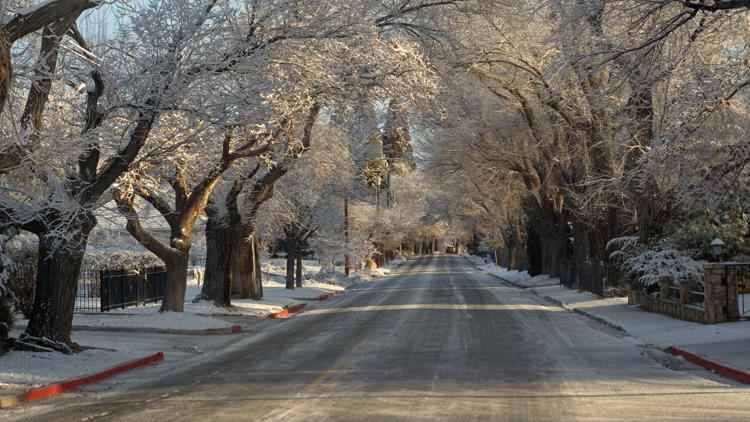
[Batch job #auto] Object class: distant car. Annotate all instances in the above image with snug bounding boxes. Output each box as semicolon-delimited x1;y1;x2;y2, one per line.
445;246;456;254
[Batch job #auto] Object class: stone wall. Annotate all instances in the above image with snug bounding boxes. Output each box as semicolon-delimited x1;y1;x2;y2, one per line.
629;276;709;323
629;263;748;324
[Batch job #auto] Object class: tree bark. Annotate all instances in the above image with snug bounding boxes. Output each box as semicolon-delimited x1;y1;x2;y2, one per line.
201;217;232;306
230;230;254;298
250;232;263;298
296;246;303;288
286;234;296;290
160;253;189;312
0;37;10;121
344;196;351;277
25;218;94;347
526;223;543;277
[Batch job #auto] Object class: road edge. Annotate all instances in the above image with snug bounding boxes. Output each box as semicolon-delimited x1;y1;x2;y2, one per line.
665;346;750;385
0;352;165;409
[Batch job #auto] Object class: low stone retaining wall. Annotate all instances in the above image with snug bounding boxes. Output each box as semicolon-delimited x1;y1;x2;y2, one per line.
629;262;748;324
630;290;709;323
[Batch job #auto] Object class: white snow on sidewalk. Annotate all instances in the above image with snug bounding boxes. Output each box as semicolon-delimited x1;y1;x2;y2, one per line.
0;348;134;395
73;312;234;331
466;254;558;287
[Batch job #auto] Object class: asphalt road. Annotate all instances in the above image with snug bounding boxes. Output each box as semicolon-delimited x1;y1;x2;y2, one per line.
10;255;750;421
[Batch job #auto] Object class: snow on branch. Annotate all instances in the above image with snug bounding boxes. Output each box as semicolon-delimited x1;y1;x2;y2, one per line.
608;237;704;287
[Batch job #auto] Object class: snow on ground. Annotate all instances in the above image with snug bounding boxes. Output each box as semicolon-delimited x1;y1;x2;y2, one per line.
94;259;350;318
72;259;395;323
13;312;234;334
73;312;234;331
466;254;558;287
0;325;246;397
0;348;133;395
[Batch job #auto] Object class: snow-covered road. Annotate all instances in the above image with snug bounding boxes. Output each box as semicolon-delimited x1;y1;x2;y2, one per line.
7;255;750;421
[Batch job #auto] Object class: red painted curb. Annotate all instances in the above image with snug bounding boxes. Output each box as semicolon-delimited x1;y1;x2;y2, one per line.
314;292;339;301
24;352;165;401
230;325;242;334
267;303;307;319
665;346;750;385
268;308;289;319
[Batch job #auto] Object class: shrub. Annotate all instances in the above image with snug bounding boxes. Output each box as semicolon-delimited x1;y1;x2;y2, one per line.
608;237;704;289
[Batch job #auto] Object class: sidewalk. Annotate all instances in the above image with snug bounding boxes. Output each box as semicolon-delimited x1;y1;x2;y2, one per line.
471;256;750;378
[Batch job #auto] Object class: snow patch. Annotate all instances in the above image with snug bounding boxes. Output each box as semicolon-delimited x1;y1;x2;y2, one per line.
72;312;233;331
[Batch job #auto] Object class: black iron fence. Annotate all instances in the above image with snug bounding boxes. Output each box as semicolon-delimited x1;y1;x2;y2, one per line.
75;266;167;313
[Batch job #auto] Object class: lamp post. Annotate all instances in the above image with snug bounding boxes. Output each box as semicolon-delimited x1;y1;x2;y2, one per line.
711;238;724;262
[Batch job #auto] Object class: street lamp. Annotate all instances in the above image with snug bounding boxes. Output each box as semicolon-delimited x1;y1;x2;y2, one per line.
711;238;725;262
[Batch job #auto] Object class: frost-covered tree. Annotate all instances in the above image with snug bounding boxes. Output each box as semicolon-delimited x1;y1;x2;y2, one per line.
0;0;305;348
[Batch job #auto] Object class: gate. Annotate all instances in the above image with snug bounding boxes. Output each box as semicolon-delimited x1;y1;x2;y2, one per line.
100;267;167;311
728;264;750;318
75;266;166;312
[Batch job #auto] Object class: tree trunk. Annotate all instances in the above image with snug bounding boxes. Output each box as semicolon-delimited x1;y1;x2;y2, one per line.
286;235;296;290
526;223;543;277
344;196;351;277
250;232;263;299
25;221;93;347
201;218;232;306
160;253;189;312
229;231;252;298
296;247;303;288
0;39;9;119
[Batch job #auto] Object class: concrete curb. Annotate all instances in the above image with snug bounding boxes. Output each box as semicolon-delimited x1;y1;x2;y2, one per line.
665;346;750;385
0;352;165;408
536;293;629;334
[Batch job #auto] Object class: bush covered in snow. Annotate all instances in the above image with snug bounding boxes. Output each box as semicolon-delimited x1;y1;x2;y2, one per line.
1;232;39;353
608;237;705;289
82;251;164;271
1;232;38;319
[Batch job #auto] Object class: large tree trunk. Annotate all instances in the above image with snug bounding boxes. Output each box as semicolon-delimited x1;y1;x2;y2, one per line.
201;217;232;306
250;232;263;299
160;253;189;312
230;231;253;298
296;247;303;288
226;225;263;300
25;220;93;348
0;39;9;119
286;235;296;290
